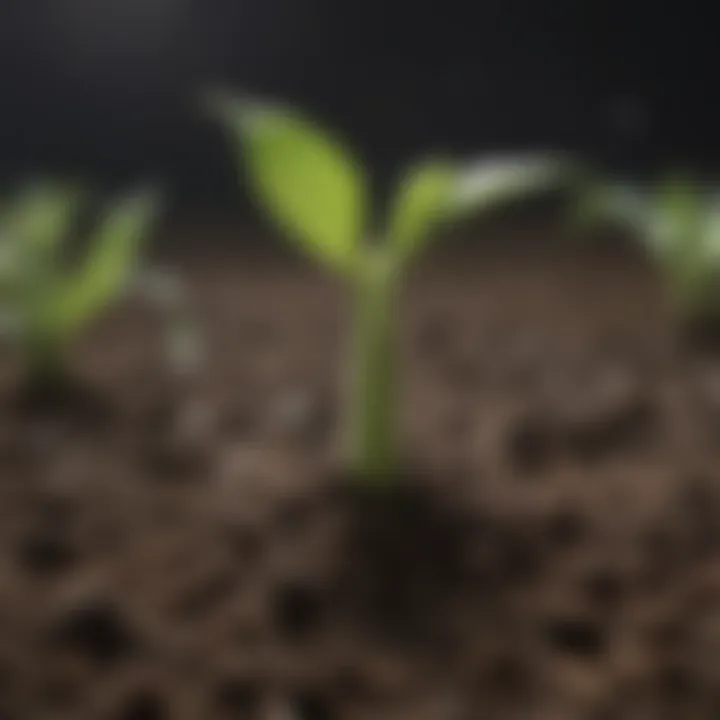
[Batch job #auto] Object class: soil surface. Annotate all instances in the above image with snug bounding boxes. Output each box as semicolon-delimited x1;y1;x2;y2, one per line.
4;229;720;719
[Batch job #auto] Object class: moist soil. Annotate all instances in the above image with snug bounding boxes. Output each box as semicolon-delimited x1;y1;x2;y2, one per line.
4;228;720;719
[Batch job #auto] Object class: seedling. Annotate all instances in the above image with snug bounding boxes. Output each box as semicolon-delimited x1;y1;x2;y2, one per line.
0;183;203;387
576;175;720;324
213;96;569;481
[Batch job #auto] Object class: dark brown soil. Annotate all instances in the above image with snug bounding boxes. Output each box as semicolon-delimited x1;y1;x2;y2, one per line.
4;234;720;719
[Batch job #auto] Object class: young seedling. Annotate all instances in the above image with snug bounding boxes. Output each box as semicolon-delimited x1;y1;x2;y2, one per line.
576;175;720;328
0;183;204;389
213;96;569;481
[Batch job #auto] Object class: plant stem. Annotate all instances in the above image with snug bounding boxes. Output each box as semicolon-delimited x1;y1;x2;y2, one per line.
347;248;397;483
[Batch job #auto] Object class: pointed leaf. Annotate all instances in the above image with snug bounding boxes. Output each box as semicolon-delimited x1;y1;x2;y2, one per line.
0;184;83;322
387;159;456;263
649;176;706;264
0;237;19;290
2;182;84;264
449;154;573;219
584;184;650;232
51;190;160;337
215;96;365;274
704;199;720;263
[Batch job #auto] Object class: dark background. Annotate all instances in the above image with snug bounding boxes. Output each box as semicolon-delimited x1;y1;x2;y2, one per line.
0;0;717;216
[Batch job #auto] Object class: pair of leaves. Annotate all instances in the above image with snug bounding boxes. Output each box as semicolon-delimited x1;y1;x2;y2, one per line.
214;96;568;274
0;184;158;346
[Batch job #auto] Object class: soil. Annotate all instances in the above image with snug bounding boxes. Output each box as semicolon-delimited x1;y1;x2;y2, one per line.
4;226;720;719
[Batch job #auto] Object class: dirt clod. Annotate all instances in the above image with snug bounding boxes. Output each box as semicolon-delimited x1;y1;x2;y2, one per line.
48;599;136;668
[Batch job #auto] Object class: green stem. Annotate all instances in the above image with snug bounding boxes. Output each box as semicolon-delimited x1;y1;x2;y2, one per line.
347;249;397;483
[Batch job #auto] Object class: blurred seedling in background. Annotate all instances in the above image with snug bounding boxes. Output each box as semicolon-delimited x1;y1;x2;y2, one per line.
577;175;720;341
0;183;204;399
213;95;570;483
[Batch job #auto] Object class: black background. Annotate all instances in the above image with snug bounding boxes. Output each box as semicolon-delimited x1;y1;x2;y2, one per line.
0;0;717;214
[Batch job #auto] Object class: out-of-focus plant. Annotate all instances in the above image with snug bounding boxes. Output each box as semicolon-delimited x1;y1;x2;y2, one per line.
577;175;720;322
213;95;570;482
0;183;203;386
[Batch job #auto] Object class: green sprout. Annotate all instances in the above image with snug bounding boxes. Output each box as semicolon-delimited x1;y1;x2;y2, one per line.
0;183;201;386
577;175;720;322
213;96;569;481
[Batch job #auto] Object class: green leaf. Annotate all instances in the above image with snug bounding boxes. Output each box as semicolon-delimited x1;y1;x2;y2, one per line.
449;154;572;219
0;184;84;325
650;176;705;264
580;183;650;232
0;237;19;290
387;159;456;263
215;96;365;274
657;175;703;231
51;190;160;338
1;182;84;265
704;200;720;263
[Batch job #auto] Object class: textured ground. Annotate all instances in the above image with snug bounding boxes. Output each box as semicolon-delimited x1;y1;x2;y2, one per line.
3;231;720;719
